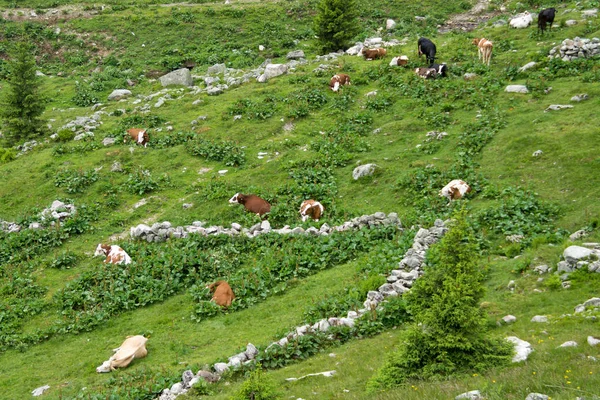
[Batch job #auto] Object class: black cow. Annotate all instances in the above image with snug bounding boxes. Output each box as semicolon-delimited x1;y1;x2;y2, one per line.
417;37;437;66
430;63;448;77
538;8;556;34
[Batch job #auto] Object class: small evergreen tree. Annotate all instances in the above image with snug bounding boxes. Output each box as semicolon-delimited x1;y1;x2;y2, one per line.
0;42;47;146
313;0;361;52
368;209;512;389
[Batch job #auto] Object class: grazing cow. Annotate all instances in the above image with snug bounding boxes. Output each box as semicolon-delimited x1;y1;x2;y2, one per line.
94;244;132;265
96;335;148;373
472;38;493;66
329;74;351;92
439;180;471;204
417;37;437;66
389;55;409;66
361;47;387;60
509;11;533;28
299;200;325;222
124;128;149;148
430;63;448;77
538;8;556;34
229;193;271;216
415;67;438;79
207;280;235;307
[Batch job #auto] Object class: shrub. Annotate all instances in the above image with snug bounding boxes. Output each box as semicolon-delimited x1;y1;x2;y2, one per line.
232;366;280;400
125;167;159;195
0;147;16;164
188;138;246;166
49;251;78;269
71;82;98;107
56;129;75;142
54;168;99;194
544;274;562;290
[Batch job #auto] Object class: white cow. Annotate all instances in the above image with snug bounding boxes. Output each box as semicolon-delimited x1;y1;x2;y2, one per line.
510;11;533;28
96;335;148;373
439;180;471;204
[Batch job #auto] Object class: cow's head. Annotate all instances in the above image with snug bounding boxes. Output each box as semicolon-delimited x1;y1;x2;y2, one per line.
229;193;243;204
94;244;110;257
96;360;114;373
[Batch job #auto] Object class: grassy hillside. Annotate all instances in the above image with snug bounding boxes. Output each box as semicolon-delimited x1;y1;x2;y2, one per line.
0;0;599;399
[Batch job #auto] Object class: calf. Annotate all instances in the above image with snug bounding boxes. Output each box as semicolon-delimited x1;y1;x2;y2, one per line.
417;37;436;66
207;280;235;307
124;128;149;148
94;244;132;265
415;67;438;79
329;73;351;92
538;8;556;34
361;47;387;60
299;199;325;222
472;38;493;66
96;335;148;373
439;180;471;204
509;11;533;28
389;55;409;66
229;193;271;216
430;63;448;77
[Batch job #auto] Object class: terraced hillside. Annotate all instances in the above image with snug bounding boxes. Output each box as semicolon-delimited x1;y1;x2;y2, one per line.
0;0;599;399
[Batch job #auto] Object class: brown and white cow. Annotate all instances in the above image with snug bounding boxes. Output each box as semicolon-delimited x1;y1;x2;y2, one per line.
94;244;132;265
229;193;271;216
472;38;493;66
299;200;324;222
124;128;149;148
389;55;409;66
96;335;148;373
329;74;351;92
207;280;235;307
415;67;438;79
439;180;471;204
362;47;387;60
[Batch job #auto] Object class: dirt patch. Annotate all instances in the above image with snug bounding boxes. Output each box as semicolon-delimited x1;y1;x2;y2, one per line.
438;0;502;33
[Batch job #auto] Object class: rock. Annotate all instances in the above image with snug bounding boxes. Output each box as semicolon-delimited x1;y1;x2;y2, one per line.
565;20;578;26
108;89;132;101
505;85;529;93
182;370;195;388
32;385;50;397
582;9;598;18
526;394;549;400
262;64;288;80
588;336;600;346
506;336;534;363
213;362;229;374
464;73;477;80
583;297;600;308
386;19;396;30
571;94;589;102
502;315;517;324
558;341;578;348
545;104;574;112
170;382;184;395
111;161;123;172
159;68;193;87
207;63;226;75
533;265;549;274
102;137;116;146
531;315;548;323
352;163;378;180
197;370;220;383
564;246;594;263
455;390;483;400
183;203;193;209
518;62;537;72
259;45;265;51
569;229;589;241
508;280;516;290
286;50;305;59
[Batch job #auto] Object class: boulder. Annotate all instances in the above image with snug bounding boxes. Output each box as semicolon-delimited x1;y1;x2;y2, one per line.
352;163;378;180
531;315;548;323
564;246;594;263
455;390;483;400
526;394;549;400
263;64;288;80
505;85;529;93
386;19;396;30
518;62;537;72
558;341;578;348
506;336;533;362
588;336;600;346
159;68;193;87
108;89;132;101
286;50;305;59
207;63;226;75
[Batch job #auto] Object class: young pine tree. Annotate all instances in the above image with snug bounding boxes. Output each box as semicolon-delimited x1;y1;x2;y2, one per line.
313;0;361;53
368;209;512;389
0;42;47;146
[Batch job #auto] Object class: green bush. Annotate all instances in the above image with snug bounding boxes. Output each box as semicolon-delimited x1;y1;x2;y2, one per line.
71;82;98;107
544;274;562;291
56;129;75;142
232;366;280;400
125;167;159;195
0;147;16;164
54;168;99;194
49;251;78;269
188;138;246;167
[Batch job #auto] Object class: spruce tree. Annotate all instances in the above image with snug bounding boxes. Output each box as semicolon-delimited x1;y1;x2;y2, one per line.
313;0;361;52
369;209;512;389
0;42;47;146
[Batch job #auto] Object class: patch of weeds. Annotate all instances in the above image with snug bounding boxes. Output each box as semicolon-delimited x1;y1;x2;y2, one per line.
71;82;98;107
49;251;78;269
188;139;246;167
54;168;99;194
544;274;562;290
125;167;159;195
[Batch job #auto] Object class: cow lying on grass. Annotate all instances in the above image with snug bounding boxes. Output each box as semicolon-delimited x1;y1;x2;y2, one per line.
207;280;235;307
439;180;471;204
124;128;149;147
94;244;132;264
329;73;351;92
299;199;324;222
96;335;148;373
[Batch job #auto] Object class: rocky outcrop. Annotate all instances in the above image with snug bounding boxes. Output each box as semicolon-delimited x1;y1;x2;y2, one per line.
159;68;193;87
549;37;600;61
557;245;600;273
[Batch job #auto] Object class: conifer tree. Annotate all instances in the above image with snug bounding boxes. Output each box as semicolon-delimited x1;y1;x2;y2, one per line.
369;209;512;389
0;42;47;146
313;0;361;52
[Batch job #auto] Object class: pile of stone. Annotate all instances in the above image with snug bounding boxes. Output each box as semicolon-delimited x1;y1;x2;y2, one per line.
345;37;403;56
557;245;600;273
130;212;403;243
0;200;76;233
59;112;104;137
574;297;600;314
548;37;600;61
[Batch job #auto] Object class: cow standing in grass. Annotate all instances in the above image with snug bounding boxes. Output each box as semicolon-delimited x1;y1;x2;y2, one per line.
538;8;556;35
417;37;437;66
207;280;235;307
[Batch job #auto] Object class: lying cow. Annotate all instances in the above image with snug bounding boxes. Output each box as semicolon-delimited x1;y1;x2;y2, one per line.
389;55;409;66
417;37;437;66
415;67;438;79
430;63;448;77
329;73;351;92
94;244;132;265
439;180;471;204
124;128;149;148
96;335;148;373
509;11;533;28
299;199;325;222
207;280;235;307
538;8;556;34
229;193;271;216
362;47;387;60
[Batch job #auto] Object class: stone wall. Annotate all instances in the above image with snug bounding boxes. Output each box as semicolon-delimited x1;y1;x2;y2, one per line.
549;37;600;61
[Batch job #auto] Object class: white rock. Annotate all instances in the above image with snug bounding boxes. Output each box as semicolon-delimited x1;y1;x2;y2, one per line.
518;62;537;72
386;19;396;30
32;385;50;397
531;315;548;323
502;315;517;324
526;394;549;400
506;336;534;362
588;336;600;347
455;390;483;400
558;341;578;348
352;164;378;180
505;85;529;93
564;246;593;262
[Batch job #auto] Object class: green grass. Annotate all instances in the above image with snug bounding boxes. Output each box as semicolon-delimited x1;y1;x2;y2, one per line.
0;0;600;398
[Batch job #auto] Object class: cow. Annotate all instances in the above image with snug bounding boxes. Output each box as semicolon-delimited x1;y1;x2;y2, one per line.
124;128;149;148
439;180;471;204
329;74;351;92
415;67;438;79
229;193;271;216
94;244;132;265
430;63;448;77
417;37;437;66
472;38;493;66
361;47;387;60
538;8;556;34
96;335;148;373
207;280;235;307
299;200;324;222
389;55;409;66
509;11;533;28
